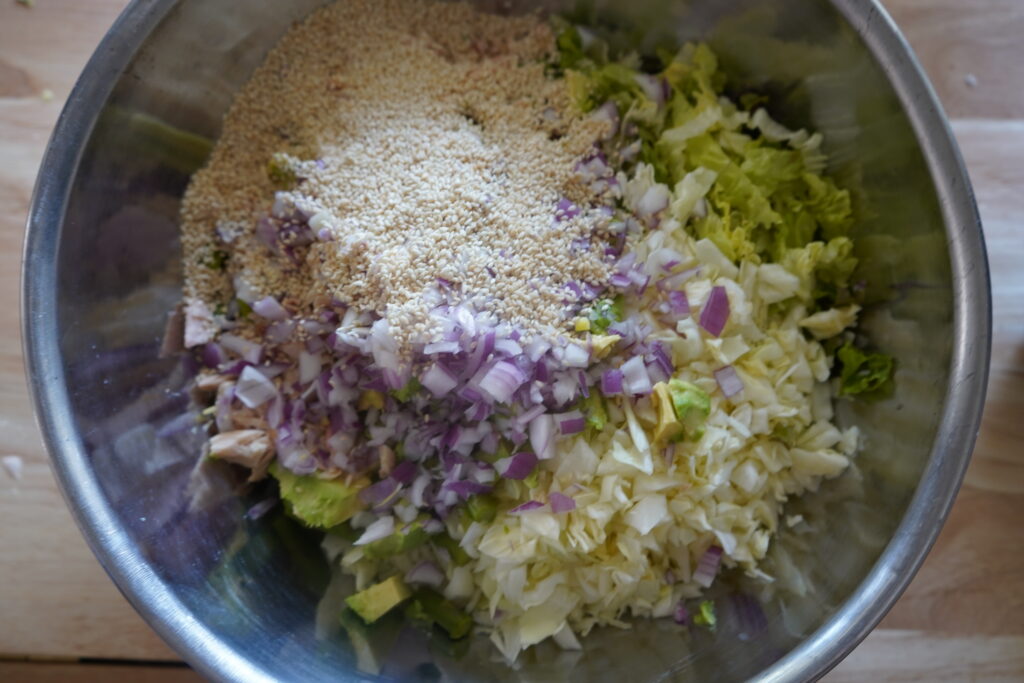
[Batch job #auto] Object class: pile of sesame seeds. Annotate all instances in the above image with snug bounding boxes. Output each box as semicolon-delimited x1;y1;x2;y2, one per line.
181;0;613;349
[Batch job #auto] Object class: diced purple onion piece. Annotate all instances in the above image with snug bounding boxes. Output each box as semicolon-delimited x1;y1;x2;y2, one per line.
389;460;417;485
358;477;400;507
649;342;674;377
202;342;225;368
699;286;730;337
220;333;263;365
494;451;538;480
562;342;590;368
667;290;690;316
714;365;744;398
693;545;724;588
420;362;459;398
620;355;653;395
252;296;289;321
445;480;492;500
529;413;556;460
516;404;546;426
354;516;395;546
509;500;544;514
549;492;576;513
298;350;322;385
405;561;445;588
556;411;586;435
601;369;624;395
265;320;296;344
423;340;460;355
477;360;527;404
235;366;277;409
555;197;581;221
673;601;689;625
657;267;700;292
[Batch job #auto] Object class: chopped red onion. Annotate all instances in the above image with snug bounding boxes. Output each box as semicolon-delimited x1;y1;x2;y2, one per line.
562;342;590;368
405;561;445;589
556;411;586;436
620;356;653;395
298;350;322;385
693;545;724;588
389;460;417;485
601;369;624;395
549;492;576;513
252;296;289;321
516;404;546;426
699;286;730;337
578;370;590;398
420;362;458;398
354;516;395;546
220;334;263;364
266;393;284;429
714;365;744;398
423;340;459;354
609;272;631;288
615;252;638;273
667;290;690;316
495;451;537;480
358;477;400;508
529;413;556;460
202;342;226;368
555;197;581;221
445;480;492;500
409;473;432;508
657;267;700;292
636;184;671;218
235;366;277;409
477;360;527;404
494;338;523;356
673;601;689;625
525;337;551;362
510;500;544;514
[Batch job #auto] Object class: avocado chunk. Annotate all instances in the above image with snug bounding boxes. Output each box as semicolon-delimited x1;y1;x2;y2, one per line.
406;588;473;639
345;575;412;624
581;392;608;432
362;519;430;559
666;379;711;440
270;462;367;529
651;382;684;443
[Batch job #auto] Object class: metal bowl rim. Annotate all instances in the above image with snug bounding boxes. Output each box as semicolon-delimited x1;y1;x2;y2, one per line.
21;1;991;681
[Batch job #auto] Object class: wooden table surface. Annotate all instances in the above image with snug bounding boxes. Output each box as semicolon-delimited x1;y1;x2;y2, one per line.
1;1;1022;680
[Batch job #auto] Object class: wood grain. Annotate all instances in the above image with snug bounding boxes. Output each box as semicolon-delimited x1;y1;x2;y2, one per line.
0;662;201;683
0;0;1022;679
0;0;180;662
881;0;1024;120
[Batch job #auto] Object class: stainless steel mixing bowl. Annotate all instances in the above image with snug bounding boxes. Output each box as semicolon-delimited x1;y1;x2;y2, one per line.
22;0;990;680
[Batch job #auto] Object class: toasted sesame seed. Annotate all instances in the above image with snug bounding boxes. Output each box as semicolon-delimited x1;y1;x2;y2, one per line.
181;0;611;349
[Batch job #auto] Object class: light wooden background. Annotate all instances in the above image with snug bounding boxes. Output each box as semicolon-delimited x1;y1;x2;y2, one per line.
1;1;1022;680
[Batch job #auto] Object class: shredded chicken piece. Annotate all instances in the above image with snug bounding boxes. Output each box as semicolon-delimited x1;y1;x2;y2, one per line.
208;430;273;480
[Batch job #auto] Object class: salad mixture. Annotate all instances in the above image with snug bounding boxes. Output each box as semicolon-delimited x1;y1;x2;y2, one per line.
180;0;893;664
